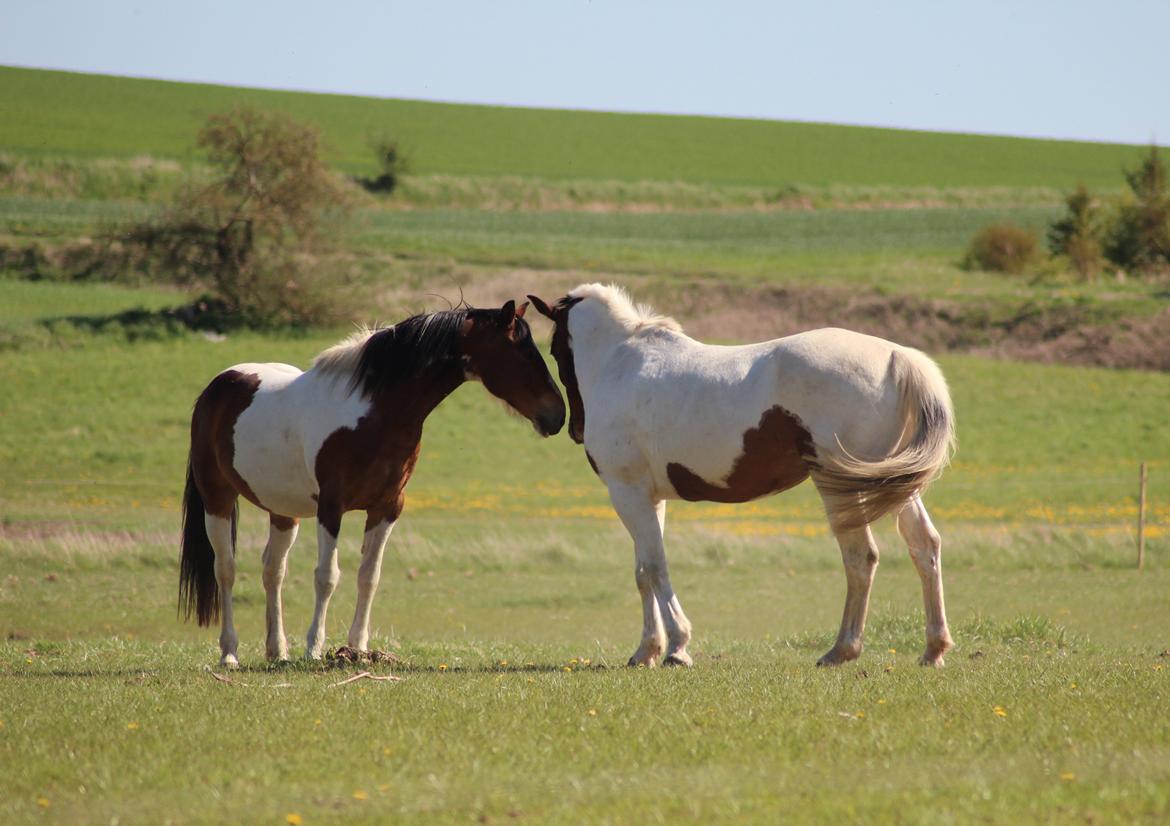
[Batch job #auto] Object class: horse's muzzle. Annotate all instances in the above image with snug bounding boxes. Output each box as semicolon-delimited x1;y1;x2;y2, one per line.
534;399;566;437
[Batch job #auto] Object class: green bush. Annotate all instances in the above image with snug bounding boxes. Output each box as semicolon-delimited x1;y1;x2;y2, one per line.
1104;145;1170;275
1047;185;1102;280
963;223;1038;274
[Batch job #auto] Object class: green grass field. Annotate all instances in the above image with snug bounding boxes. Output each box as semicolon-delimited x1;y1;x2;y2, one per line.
0;65;1155;189
2;278;1168;823
3;67;1169;824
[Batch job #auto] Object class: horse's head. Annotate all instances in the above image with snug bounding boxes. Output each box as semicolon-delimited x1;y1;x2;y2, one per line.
460;300;565;437
527;293;585;444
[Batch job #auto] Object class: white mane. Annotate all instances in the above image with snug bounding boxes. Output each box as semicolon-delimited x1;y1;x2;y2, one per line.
567;283;682;334
312;325;380;378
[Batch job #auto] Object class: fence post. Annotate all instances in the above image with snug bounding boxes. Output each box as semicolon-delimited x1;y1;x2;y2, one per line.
1137;462;1147;570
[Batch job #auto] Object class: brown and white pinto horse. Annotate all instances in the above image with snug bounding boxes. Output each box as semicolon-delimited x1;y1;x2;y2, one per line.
529;284;956;669
180;301;564;667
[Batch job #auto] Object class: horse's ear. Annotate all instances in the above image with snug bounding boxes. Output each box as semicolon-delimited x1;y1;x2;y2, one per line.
515;301;529;319
527;294;554;319
498;299;517;327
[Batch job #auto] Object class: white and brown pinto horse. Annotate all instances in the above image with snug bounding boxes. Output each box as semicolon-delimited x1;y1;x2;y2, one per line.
180;301;564;667
529;284;956;668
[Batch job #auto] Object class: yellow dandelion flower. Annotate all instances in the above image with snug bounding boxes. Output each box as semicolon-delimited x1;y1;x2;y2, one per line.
314;719;322;726
378;784;391;792
855;711;866;719
353;790;368;801
1070;683;1078;689
438;664;448;672
526;677;535;683
562;666;572;673
583;658;592;666
877;699;886;705
36;798;50;808
126;722;139;730
382;746;392;757
286;814;303;825
498;660;508;667
887;648;897;654
1060;772;1076;782
993;706;1008;718
587;709;597;717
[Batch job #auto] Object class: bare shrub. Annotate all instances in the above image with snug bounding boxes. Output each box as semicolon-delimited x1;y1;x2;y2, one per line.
356;135;410;194
963;223;1038;274
119;107;353;326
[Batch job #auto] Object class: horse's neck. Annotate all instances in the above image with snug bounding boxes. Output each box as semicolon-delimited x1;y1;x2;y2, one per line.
571;316;631;390
368;362;465;427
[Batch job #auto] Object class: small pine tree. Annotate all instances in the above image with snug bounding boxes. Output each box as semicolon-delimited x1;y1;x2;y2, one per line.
1047;185;1102;280
1104;145;1170;275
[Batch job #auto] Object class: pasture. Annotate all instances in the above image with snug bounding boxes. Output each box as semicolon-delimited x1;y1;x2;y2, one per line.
2;278;1168;823
2;66;1169;823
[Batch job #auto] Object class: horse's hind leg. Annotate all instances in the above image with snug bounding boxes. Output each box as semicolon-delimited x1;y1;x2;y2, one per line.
817;524;880;667
608;484;691;667
262;514;299;661
205;510;240;668
897;496;953;666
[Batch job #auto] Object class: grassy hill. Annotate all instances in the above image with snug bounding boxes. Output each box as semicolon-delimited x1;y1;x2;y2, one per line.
0;65;1154;189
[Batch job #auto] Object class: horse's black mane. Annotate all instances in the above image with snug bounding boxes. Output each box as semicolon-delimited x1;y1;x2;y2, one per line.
349;309;471;398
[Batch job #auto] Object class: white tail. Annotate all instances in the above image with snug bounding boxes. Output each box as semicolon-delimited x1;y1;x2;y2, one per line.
812;347;955;530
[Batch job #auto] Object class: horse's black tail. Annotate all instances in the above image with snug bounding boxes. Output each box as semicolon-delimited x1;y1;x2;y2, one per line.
179;458;222;627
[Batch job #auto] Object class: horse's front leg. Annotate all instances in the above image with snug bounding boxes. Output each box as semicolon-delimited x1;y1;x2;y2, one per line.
261;514;299;661
305;502;342;659
608;484;692;667
346;501;401;652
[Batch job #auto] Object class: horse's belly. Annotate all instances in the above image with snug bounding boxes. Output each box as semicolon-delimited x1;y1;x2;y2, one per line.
231;372;320;517
233;417;319;516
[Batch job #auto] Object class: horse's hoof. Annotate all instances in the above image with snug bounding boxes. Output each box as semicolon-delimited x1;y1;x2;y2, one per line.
664;652;693;667
626;654;657;668
918;653;947;668
816;647;858;667
219;654;240;670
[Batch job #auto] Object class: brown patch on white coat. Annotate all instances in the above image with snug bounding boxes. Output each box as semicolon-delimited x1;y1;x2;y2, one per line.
666;406;815;503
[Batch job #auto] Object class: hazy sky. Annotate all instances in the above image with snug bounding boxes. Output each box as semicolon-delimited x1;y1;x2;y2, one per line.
4;0;1168;145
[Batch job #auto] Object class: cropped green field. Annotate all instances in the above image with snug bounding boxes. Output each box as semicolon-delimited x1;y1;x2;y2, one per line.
3;66;1169;823
0;65;1154;189
2;278;1168;823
